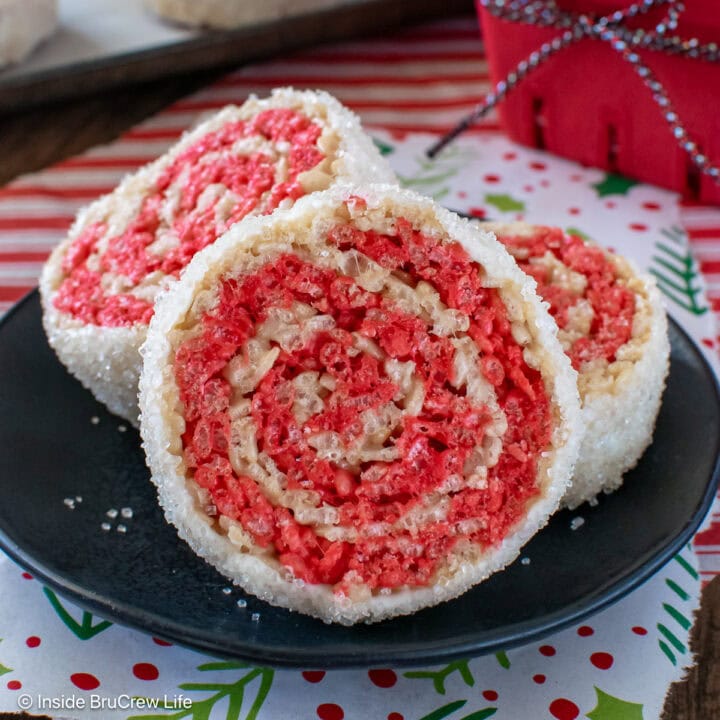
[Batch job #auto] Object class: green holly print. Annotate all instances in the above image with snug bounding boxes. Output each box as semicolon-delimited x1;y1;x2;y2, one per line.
43;587;112;640
592;173;639;197
419;701;496;720
405;660;474;694
566;226;592;241
657;551;697;665
0;639;11;677
494;651;511;669
650;226;708;315
586;688;644;720
128;661;274;720
397;144;472;201
373;137;396;156
484;193;525;213
405;660;498;719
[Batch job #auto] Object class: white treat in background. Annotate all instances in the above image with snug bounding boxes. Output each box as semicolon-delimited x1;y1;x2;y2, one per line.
0;0;57;67
145;0;343;29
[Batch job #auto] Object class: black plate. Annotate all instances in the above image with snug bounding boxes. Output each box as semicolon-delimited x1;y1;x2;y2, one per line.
0;290;717;668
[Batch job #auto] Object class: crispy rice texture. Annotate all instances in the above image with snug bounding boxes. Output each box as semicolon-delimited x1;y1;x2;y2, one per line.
139;185;583;624
482;222;670;509
39;88;395;425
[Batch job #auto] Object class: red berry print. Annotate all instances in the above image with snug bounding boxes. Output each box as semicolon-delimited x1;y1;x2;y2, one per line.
457;191;468;199
539;644;556;656
533;674;546;684
568;207;580;215
469;207;486;218
632;626;648;635
369;669;397;688
7;680;21;691
71;673;100;691
317;703;344;720
702;338;715;349
570;174;583;182
549;698;580;720
577;626;594;637
482;690;499;701
25;636;41;648
590;652;614;670
642;201;661;211
303;671;326;683
21;572;32;580
523;185;534;192
133;662;159;681
629;222;648;232
484;174;501;184
503;152;517;160
530;161;546;171
605;201;617;208
152;637;172;646
388;714;404;720
540;179;550;187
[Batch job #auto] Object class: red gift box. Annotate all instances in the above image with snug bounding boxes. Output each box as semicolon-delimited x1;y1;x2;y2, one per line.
478;0;720;204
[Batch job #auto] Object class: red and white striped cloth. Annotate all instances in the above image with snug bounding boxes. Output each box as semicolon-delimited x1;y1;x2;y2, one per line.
680;198;720;581
1;14;719;577
0;17;495;316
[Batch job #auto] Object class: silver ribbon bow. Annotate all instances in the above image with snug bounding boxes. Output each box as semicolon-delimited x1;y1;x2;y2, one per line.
428;0;720;187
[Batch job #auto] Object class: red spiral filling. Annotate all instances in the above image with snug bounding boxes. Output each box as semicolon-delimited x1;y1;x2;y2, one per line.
175;220;553;592
54;108;325;327
497;227;635;368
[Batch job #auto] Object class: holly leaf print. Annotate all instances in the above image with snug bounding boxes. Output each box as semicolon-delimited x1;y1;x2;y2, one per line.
128;661;274;720
397;144;473;200
658;550;697;665
586;687;644;720
419;700;467;720
405;660;474;694
0;639;11;677
650;226;708;316
494;651;511;669
484;193;525;213
373;137;395;156
592;173;639;197
43;587;112;640
566;226;592;241
417;700;497;720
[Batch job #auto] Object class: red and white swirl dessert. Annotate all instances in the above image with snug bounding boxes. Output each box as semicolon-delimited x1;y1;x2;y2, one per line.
40;89;394;424
140;186;582;624
485;222;669;509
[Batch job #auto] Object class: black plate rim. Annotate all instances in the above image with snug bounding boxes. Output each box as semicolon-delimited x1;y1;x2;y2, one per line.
0;289;718;669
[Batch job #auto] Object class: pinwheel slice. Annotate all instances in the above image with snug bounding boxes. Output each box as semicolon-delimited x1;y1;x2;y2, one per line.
40;88;394;424
485;222;669;509
140;185;582;624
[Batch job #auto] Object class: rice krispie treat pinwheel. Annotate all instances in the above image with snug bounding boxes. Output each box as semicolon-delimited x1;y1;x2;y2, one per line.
140;185;582;624
485;222;669;508
40;89;394;424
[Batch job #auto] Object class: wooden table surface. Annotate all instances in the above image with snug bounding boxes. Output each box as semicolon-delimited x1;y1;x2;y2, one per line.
0;11;718;720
